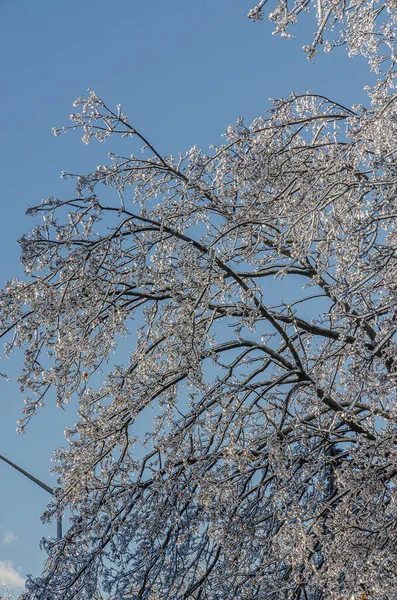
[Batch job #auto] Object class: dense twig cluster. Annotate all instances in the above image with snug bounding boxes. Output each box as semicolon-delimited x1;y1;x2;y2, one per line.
248;0;397;91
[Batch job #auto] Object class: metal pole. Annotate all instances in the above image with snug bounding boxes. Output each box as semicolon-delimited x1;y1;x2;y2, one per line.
57;516;62;539
0;454;62;539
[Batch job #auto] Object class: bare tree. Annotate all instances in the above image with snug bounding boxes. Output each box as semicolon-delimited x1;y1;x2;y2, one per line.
2;5;397;600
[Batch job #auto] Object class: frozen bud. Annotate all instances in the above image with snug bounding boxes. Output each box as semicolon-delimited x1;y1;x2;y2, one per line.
73;96;84;108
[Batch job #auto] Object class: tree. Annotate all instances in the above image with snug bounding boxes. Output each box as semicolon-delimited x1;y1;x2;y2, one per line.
2;4;397;600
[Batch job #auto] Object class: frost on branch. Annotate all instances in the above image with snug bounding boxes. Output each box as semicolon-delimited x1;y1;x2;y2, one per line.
248;0;397;93
2;90;397;600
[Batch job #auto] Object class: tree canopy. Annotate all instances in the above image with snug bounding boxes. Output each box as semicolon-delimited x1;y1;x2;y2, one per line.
2;3;397;600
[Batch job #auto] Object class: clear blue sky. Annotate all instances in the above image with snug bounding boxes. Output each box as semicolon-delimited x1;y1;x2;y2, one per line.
0;0;371;594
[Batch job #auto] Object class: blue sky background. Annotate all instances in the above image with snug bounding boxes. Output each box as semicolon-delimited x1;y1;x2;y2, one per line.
0;0;372;594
